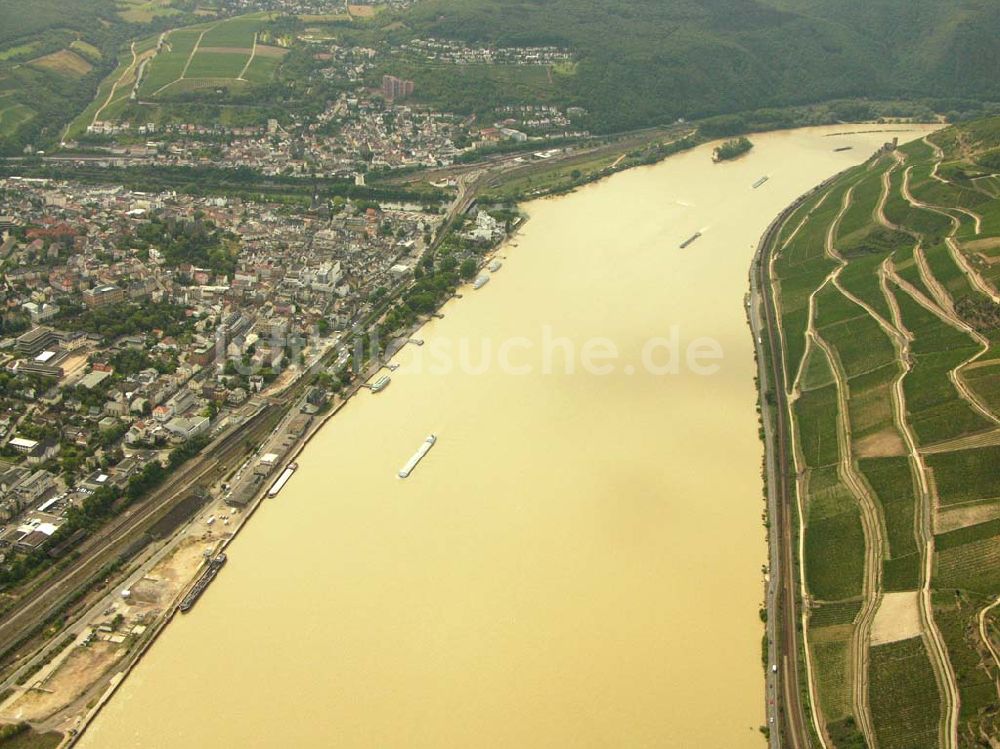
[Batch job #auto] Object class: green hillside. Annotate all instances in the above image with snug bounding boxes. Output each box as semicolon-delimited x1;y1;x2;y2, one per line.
771;114;1000;748
385;0;1000;132
3;0;1000;150
0;0;203;154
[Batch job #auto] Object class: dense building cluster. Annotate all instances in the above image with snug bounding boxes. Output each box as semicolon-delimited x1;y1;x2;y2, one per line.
402;38;574;65
0;175;442;560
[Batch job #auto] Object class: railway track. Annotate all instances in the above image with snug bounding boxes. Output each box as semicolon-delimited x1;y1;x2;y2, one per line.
0;402;280;664
753;189;828;749
0;177;468;671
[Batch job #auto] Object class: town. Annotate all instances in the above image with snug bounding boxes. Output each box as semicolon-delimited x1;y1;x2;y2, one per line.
80;92;585;176
0;171;519;566
0;7;624;734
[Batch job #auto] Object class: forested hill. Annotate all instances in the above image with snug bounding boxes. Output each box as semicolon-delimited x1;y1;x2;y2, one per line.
396;0;1000;132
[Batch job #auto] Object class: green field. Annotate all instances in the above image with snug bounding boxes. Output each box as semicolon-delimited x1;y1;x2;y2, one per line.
868;637;942;749
200;17;261;47
804;467;866;601
185;52;250;79
926;445;1000;506
861;456;918;559
893;287;991;444
935;536;1000;594
133;15;276;101
140;28;201;95
838;253;894;323
116;0;182;23
891;242;934;300
836;163;889;244
909;164;991;224
846;363;899;443
777;117;1000;746
0;102;34;137
795;384;840;468
859;457;920;591
70;40;103;61
932;591;1000;738
963;361;1000;414
0;42;42;62
935;518;1000;550
883;167;953;239
242;53;282;85
923;242;976;303
815;284;897;379
899;138;936;161
810;600;863;628
800;343;836;391
811;632;853;722
777;189;828;249
976;195;1000;237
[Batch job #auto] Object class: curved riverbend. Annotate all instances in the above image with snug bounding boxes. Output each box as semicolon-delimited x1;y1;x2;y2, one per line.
78;125;935;748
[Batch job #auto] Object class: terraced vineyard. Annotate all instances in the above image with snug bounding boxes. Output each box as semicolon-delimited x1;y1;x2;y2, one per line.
135;14;285;101
770;118;1000;748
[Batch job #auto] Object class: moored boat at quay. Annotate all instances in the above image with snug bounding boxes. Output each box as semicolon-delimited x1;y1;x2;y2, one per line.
178;554;227;613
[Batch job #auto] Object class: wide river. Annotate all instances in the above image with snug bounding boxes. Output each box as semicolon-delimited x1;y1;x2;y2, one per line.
79;125;933;748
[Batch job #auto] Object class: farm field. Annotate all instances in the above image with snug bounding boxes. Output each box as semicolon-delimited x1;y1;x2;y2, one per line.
811;633;852;722
0;42;42;62
376;60;560;116
65;31;164;139
859;457;921;591
932;591;1000;742
27;49;93;78
0;101;33;138
70;40;103;61
242;52;283;85
134;14;284;100
117;0;182;23
773;117;1000;747
868;637;942;749
62;12;288;135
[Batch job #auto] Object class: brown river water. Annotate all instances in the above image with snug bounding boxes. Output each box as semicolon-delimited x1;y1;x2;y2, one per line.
78;125;934;748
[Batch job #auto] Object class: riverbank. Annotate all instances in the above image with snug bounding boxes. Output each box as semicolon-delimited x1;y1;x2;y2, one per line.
747;163;862;748
73;125;941;749
53;225;529;745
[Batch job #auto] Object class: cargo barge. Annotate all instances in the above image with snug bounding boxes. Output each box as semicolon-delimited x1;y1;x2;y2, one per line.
752;176;769;189
399;434;437;478
178;553;227;613
679;232;702;249
267;463;298;498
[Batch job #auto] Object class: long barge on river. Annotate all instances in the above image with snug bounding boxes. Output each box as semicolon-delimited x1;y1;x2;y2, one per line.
398;434;437;478
178;553;227;613
679;232;702;249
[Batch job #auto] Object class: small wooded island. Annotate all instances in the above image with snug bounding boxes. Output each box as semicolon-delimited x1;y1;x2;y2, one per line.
712;137;754;162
